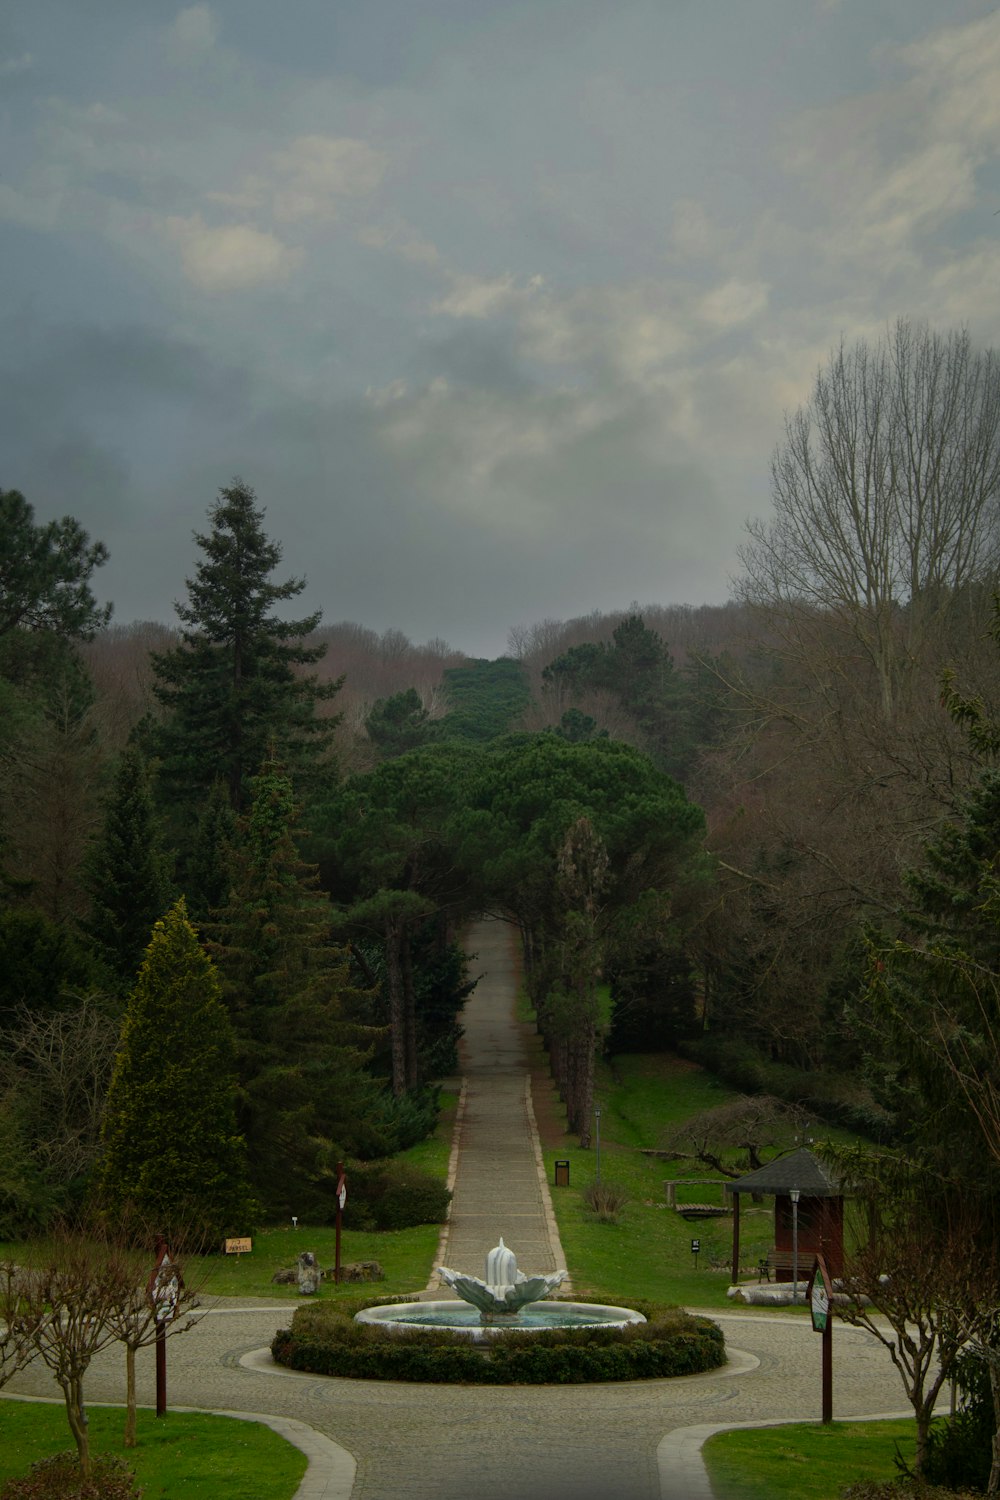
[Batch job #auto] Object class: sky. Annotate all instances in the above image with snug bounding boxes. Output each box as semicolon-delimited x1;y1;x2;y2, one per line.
3;1;1000;658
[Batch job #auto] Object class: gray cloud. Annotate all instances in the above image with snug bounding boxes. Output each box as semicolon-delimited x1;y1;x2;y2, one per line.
2;0;999;657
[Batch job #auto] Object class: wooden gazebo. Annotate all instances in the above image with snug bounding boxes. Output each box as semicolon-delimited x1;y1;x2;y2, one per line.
729;1146;844;1283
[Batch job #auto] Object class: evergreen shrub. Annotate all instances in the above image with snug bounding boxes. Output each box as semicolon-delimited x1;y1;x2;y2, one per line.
271;1299;725;1384
341;1161;451;1231
919;1352;992;1493
0;1453;141;1500
841;1485;981;1500
368;1086;441;1154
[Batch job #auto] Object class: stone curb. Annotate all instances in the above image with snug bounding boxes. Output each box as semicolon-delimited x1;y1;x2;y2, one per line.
524;1071;573;1293
424;1075;468;1295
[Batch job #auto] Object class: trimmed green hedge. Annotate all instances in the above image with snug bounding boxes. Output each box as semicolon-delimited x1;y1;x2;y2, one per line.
271;1298;725;1384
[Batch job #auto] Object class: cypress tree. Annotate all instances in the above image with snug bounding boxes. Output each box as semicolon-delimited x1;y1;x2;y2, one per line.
99;897;252;1239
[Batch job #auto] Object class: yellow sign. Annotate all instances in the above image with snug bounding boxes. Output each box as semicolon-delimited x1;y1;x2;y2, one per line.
225;1237;252;1255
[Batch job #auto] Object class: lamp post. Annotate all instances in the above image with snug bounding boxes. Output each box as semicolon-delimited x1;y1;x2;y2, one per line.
595;1108;602;1184
790;1189;801;1301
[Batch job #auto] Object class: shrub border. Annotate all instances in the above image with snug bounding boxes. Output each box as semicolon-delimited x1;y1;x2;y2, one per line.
271;1297;725;1384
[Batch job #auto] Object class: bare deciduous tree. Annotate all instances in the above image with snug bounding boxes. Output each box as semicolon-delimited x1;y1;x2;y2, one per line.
0;999;119;1183
738;320;1000;718
18;1223;202;1475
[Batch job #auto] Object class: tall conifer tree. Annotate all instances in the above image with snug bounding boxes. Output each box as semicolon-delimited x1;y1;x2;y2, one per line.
99;898;252;1238
150;480;340;817
210;761;384;1217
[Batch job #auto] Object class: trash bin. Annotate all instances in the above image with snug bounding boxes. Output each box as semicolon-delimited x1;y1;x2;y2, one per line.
554;1160;570;1187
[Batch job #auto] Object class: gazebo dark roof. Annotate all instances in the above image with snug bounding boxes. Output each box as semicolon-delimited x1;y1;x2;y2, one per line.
729;1146;842;1198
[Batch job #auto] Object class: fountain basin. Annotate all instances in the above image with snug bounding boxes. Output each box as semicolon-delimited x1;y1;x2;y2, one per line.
355;1299;647;1339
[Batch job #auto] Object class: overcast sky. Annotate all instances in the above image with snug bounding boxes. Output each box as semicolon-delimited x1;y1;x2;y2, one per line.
3;1;1000;657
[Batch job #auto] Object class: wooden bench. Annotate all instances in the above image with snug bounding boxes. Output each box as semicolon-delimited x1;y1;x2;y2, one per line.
757;1249;802;1282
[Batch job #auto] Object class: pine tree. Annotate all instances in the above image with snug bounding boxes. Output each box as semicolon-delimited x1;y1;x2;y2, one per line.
150;480;340;817
83;747;173;993
99;897;252;1239
209;762;385;1218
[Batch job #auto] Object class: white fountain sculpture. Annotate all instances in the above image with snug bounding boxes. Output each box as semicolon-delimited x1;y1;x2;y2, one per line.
436;1237;567;1320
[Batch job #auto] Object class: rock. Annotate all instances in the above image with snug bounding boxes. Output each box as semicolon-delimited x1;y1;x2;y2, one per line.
271;1268;297;1285
297;1250;322;1295
326;1260;384;1283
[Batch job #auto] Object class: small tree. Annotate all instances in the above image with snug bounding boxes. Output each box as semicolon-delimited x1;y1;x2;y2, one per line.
0;1260;36;1390
17;1222;200;1476
20;1232;136;1479
100;1224;202;1448
99;898;253;1241
831;1153;1000;1480
664;1096;811;1178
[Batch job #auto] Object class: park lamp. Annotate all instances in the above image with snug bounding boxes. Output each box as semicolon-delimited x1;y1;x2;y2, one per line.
790;1189;801;1301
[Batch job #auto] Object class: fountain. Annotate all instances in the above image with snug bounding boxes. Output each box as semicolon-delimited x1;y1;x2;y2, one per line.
354;1238;646;1338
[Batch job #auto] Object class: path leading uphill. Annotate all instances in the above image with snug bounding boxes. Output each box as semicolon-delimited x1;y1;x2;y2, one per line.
4;916;917;1500
430;916;569;1290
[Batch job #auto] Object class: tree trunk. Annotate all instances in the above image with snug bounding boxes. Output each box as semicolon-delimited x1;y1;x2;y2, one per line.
576;1018;596;1150
401;928;418;1091
384;914;407;1096
124;1343;137;1447
63;1376;91;1478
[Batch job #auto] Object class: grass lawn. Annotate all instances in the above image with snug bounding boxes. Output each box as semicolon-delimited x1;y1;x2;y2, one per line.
541;1051;867;1312
0;1402;307;1499
702;1418;917;1499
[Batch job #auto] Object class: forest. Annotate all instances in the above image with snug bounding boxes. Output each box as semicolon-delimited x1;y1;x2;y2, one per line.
4;323;1000;1438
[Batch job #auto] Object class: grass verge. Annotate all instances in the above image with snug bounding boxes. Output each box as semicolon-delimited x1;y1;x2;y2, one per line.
0;1402;307;1499
538;1050;867;1312
701;1419;917;1499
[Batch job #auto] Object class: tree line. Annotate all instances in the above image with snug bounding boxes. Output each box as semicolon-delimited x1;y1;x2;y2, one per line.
5;315;1000;1484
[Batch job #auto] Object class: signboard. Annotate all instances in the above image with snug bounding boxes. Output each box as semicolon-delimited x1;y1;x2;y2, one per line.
337;1172;347;1211
225;1237;253;1256
807;1255;832;1333
147;1245;182;1324
690;1239;701;1254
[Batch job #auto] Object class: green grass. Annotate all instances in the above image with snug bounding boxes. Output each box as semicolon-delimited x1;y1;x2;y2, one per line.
0;1402;306;1499
702;1418;917;1499
542;1050;869;1311
192;1221;443;1298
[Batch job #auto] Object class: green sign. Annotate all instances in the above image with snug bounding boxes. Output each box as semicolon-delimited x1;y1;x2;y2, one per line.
807;1255;831;1333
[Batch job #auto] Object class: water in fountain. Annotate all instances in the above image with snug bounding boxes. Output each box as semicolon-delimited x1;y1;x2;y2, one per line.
354;1238;646;1338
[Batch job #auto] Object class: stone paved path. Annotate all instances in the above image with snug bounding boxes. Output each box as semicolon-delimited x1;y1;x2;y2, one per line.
432;917;568;1289
4;917;920;1500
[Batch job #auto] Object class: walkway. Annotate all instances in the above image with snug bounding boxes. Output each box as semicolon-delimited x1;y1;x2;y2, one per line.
4;917;916;1500
431;916;568;1290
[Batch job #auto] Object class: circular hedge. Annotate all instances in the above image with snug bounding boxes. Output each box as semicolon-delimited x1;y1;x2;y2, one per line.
271;1297;726;1384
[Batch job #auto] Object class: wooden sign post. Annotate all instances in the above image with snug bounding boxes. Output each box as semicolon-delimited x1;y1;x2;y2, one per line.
147;1241;181;1418
806;1254;833;1423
